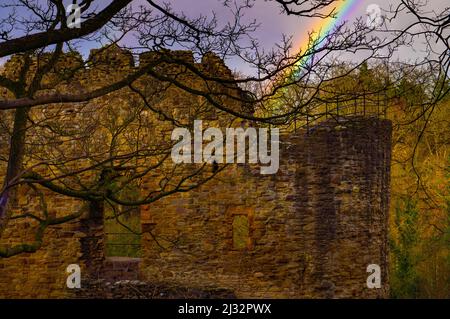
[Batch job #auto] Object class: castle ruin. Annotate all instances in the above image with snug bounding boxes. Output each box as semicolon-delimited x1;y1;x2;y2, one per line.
0;46;391;298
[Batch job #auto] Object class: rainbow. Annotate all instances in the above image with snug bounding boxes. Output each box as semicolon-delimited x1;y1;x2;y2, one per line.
290;0;362;78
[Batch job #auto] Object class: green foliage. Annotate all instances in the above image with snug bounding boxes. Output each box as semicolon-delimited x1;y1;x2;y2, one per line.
443;156;450;277
390;197;421;298
390;156;450;298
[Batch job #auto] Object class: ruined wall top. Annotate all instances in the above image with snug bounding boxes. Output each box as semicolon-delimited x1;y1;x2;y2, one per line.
1;45;235;80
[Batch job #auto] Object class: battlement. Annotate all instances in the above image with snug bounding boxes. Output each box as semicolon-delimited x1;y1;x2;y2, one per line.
0;45;234;80
0;47;392;299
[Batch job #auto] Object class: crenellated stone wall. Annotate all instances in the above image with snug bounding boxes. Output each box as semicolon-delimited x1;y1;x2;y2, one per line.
0;46;392;298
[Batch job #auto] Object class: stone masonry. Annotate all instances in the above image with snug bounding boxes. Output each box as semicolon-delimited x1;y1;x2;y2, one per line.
0;47;392;298
140;117;392;298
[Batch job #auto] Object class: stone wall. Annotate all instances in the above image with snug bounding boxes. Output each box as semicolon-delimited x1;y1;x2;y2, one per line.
0;47;392;298
0;190;86;298
0;117;391;298
140;117;392;298
0;47;241;298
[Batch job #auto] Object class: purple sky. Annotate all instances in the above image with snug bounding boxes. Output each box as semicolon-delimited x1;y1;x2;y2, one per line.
145;0;444;75
131;0;381;74
0;0;447;75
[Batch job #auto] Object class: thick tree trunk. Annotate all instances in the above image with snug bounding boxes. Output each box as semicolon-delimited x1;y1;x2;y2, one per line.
0;107;29;237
